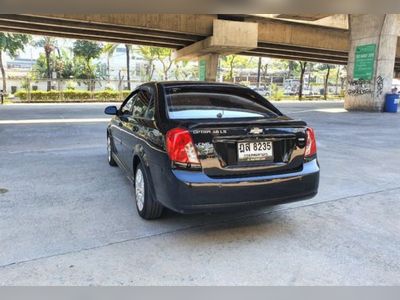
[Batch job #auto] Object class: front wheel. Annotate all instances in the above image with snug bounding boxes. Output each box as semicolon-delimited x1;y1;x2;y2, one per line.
135;163;163;220
107;135;117;167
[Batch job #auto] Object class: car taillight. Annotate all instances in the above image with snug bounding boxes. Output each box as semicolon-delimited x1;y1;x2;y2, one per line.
166;128;200;165
305;127;317;158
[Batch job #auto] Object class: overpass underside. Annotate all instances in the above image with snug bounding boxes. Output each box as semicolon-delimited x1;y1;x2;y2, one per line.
1;13;400;111
1;14;399;71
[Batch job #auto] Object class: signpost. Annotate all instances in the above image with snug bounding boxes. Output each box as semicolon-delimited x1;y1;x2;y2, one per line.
199;59;206;81
353;44;376;80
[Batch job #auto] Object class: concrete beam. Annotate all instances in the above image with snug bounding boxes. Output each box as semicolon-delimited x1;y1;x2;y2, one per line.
253;17;350;52
173;19;258;60
0;13;398;69
274;14;332;21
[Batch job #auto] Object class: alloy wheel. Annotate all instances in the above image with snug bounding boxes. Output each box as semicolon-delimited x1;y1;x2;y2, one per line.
135;169;145;212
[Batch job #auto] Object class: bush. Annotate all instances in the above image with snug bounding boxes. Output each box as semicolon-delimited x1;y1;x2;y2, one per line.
94;90;120;100
15;91;28;100
121;90;131;98
270;84;285;101
63;90;92;100
14;89;128;102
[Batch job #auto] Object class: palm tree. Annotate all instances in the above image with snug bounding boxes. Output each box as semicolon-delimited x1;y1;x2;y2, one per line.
35;37;57;91
103;43;133;90
102;43;117;80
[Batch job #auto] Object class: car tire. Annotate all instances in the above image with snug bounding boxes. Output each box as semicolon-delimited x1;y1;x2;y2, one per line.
107;135;117;167
134;163;163;220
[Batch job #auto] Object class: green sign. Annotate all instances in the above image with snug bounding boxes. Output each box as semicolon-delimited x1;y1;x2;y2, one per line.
353;44;376;80
199;59;206;81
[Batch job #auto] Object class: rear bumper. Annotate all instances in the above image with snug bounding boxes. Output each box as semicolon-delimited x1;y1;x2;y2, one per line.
150;159;320;214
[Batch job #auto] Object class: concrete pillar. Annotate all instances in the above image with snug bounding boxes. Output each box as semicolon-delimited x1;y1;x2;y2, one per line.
345;14;398;111
198;54;219;82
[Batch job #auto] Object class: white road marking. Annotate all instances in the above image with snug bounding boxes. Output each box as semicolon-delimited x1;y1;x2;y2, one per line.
0;118;110;124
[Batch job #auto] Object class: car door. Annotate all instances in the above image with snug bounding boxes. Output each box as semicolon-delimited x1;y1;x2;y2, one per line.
119;88;153;172
111;92;136;165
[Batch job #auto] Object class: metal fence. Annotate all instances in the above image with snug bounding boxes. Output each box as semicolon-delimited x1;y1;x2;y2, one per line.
4;75;346;102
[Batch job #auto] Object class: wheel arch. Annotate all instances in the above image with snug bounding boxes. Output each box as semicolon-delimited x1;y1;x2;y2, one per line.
132;152;159;204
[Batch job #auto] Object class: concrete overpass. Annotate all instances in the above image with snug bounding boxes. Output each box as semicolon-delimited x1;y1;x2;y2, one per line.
0;14;399;111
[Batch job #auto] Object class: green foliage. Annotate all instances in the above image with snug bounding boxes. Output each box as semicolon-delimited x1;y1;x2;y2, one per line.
14;89;128;102
0;33;30;93
270;84;285;101
66;80;77;90
221;55;257;81
102;43;118;57
34;37;57;54
15;90;60;100
32;53;48;78
0;33;30;56
138;46;176;80
14;90;27;100
20;76;33;91
93;90;119;100
73;40;102;62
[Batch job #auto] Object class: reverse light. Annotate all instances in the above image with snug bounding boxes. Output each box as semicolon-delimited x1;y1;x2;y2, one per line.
305;127;317;158
166;128;200;165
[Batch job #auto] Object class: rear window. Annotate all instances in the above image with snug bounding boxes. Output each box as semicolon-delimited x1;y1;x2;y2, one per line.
165;85;280;120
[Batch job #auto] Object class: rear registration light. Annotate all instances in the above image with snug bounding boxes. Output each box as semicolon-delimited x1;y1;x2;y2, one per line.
166;128;200;165
305;127;317;158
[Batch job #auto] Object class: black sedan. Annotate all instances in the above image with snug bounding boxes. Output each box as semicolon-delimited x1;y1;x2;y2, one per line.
105;82;319;219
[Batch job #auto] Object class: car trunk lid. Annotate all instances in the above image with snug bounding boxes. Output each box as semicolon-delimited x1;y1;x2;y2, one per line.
188;119;307;177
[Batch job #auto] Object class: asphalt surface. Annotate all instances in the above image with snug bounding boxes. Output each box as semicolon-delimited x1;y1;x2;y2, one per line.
0;101;400;285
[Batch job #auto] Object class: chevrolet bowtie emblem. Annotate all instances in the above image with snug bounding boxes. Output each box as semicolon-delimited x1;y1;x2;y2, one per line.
249;127;263;134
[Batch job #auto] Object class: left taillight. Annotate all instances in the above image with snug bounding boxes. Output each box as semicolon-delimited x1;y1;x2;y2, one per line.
304;127;317;158
166;128;200;165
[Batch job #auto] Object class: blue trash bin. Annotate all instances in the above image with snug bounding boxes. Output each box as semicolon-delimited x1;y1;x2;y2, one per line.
384;93;399;113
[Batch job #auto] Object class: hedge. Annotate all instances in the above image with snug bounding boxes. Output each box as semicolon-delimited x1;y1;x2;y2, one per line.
14;90;132;102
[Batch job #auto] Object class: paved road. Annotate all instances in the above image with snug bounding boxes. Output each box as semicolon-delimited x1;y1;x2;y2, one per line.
1;101;400;285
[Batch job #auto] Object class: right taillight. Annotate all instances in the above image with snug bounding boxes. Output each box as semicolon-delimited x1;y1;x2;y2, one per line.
166;128;200;166
305;127;317;158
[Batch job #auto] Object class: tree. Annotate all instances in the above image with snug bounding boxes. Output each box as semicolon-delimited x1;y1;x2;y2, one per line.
298;61;307;100
102;43;117;79
103;43;133;89
73;40;102;91
0;33;30;93
173;60;197;80
32;49;74;80
221;55;256;82
317;64;335;100
125;44;133;90
221;55;237;82
138;46;158;81
154;47;173;80
35;37;57;91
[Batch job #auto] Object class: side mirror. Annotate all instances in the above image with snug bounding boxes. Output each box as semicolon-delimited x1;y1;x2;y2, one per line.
104;106;118;115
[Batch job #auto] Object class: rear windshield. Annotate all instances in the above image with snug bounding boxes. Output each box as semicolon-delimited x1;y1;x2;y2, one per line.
164;85;280;120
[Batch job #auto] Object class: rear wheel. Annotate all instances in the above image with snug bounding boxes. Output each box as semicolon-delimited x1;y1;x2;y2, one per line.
107;135;117;166
135;163;163;220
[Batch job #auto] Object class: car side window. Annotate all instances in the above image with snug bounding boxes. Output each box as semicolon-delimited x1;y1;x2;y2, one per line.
144;87;155;120
120;93;136;115
132;89;152;119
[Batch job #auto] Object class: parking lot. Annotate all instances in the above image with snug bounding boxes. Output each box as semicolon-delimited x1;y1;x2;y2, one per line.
1;101;400;285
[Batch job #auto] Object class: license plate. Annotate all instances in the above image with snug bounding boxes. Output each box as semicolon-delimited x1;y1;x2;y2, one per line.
237;141;273;161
